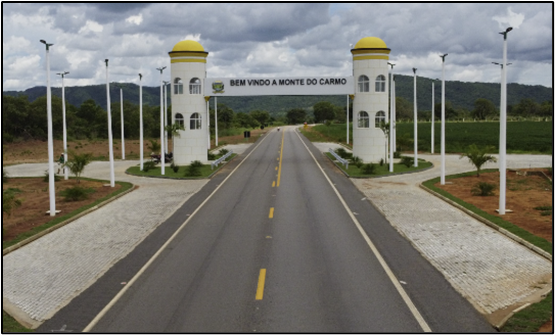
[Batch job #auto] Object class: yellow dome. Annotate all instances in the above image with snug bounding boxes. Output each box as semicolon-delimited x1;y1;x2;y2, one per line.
172;40;205;52
353;37;388;49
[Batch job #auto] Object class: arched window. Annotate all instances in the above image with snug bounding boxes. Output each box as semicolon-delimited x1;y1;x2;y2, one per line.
189;78;201;94
375;111;386;128
375;75;386;92
358;111;369;128
174;78;183;95
190;113;201;130
175;113;184;128
358;75;369;92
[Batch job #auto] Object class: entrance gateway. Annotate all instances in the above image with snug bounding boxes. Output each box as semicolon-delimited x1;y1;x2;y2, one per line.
168;37;391;165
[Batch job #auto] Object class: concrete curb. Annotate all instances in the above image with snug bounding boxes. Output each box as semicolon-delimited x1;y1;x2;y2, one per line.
123;155;238;180
419;184;552;262
2;184;137;256
323;152;434;179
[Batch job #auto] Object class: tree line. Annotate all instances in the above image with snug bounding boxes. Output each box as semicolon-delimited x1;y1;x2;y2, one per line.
2;92;551;143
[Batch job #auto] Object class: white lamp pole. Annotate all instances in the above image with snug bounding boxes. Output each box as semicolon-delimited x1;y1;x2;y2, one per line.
215;97;218;146
440;54;448;185
105;59;115;187
120;88;125;160
498;27;513;215
388;62;395;172
431;80;435;154
346;95;349;145
156;66;166;175
57;71;69;180
41;40;56;216
163;81;169;152
206;96;211;149
139;73;144;171
413;68;418;167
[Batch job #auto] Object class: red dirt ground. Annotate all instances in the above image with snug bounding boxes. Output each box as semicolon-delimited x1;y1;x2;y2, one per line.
3;178;121;241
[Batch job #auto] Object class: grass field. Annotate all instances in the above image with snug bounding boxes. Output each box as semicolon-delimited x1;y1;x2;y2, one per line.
303;121;552;154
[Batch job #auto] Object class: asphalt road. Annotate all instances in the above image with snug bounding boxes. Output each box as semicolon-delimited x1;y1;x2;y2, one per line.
40;127;493;333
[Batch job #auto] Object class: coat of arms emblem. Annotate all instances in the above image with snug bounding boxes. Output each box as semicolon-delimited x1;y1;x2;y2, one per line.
212;81;224;94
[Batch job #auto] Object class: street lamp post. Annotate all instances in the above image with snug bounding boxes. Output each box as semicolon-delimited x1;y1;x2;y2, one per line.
40;40;56;216
388;62;395;172
498;27;513;215
413;68;418;167
57;71;70;180
440;54;448;185
139;73;144;171
163;81;170;152
105;59;115;187
431;79;435;154
120;88;125;160
156;66;166;175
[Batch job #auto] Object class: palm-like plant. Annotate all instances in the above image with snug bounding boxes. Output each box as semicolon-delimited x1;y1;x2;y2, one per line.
460;144;497;177
64;151;93;183
3;189;22;217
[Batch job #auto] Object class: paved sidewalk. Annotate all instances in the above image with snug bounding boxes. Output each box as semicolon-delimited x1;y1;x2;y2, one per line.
349;153;552;323
3;160;208;328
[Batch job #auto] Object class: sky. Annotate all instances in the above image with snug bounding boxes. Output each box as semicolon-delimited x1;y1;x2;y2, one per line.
2;3;553;92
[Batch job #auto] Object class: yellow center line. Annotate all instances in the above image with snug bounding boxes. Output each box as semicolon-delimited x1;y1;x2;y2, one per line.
269;207;274;218
255;268;267;300
272;181;275;187
277;130;284;187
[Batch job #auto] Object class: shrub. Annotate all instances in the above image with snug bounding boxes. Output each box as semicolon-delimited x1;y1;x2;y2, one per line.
59;186;94;201
351;156;363;168
400;156;413;168
393;151;401;159
207;151;217;160
143;161;157;172
471;182;496;196
335;147;347;158
361;163;376;175
170;162;179;173
379;158;385;166
219;148;229;156
3;169;8;183
185;160;203;177
3;188;22;217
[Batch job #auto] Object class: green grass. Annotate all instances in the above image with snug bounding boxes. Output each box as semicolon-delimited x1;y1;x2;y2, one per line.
325;153;432;177
126;155;236;179
422;170;553;332
301;121;552;154
501;291;552;332
397;121;552;154
2;178;133;250
3;311;33;333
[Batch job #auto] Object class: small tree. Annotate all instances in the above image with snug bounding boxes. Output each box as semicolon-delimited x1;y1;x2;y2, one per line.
165;123;184;154
147;139;161;155
460;144;497;177
64;151;93;183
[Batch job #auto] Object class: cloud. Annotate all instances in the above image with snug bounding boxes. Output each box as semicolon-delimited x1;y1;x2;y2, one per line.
2;3;552;92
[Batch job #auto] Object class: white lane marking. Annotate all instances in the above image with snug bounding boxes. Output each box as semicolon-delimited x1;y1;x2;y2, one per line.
83;131;273;332
294;130;432;333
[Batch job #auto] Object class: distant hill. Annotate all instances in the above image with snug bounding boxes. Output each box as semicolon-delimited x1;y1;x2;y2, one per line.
3;75;552;114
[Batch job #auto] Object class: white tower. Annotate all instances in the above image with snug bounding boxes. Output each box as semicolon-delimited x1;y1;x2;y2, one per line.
169;40;209;165
351;37;391;163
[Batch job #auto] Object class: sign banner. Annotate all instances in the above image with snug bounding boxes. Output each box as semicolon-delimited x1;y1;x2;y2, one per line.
205;76;354;96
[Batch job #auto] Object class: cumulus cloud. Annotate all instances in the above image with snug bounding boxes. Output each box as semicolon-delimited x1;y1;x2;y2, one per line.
2;3;552;91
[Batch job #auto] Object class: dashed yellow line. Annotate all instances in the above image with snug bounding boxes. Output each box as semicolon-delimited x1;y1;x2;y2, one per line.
277;130;284;187
269;207;274;218
255;269;267;300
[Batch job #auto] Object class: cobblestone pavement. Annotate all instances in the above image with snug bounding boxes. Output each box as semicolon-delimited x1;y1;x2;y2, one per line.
349;153;552;318
3;160;208;327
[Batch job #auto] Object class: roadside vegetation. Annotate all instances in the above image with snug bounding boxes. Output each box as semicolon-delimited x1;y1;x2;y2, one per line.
422;170;552;332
